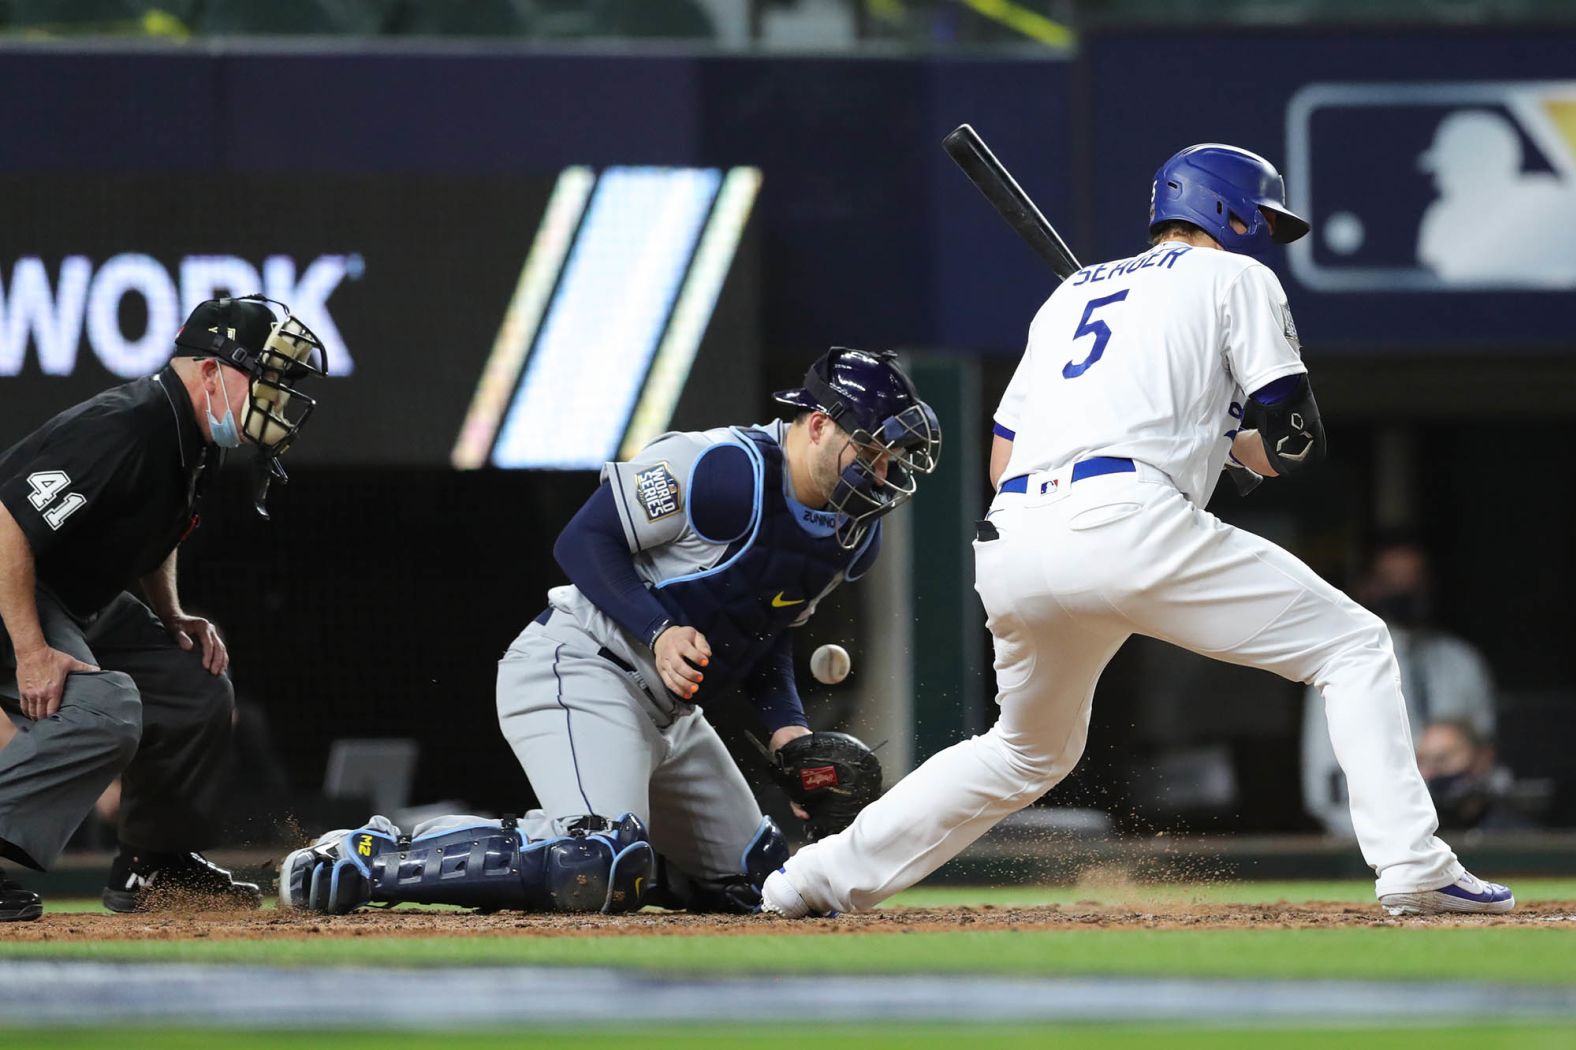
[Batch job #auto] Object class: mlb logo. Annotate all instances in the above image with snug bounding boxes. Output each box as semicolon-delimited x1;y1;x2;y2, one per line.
1285;80;1576;292
1040;478;1059;494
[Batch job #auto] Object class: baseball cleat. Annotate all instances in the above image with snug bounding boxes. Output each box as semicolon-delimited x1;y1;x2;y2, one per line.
1380;871;1515;916
102;850;263;913
760;867;828;918
0;864;43;922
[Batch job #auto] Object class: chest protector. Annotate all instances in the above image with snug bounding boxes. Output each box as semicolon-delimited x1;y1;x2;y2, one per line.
653;428;877;694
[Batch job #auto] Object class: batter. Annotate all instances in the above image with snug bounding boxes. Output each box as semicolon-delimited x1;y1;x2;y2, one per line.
763;144;1514;919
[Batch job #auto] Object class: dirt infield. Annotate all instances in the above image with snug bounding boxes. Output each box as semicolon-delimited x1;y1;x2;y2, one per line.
6;899;1574;942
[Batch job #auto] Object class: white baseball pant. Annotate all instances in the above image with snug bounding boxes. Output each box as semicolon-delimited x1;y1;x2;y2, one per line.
783;462;1461;912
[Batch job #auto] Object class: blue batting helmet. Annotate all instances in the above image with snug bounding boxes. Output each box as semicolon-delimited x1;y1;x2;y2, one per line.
1149;144;1310;254
774;348;941;549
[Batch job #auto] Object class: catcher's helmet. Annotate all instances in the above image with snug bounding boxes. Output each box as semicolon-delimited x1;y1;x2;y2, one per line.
1149;144;1310;254
173;294;328;517
774;348;941;549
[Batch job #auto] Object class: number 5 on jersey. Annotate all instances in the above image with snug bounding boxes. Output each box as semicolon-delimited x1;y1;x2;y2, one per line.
1063;290;1130;379
26;470;86;531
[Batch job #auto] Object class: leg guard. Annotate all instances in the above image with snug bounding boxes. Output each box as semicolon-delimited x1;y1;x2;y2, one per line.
585;814;657;914
507;814;655;914
280;813;655;915
650;816;789;914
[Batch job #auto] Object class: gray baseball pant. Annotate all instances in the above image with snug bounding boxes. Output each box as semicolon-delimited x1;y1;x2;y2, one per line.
496;609;763;884
0;588;235;869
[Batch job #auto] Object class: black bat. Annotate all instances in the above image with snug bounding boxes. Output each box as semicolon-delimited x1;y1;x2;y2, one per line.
942;122;1263;496
942;123;1082;280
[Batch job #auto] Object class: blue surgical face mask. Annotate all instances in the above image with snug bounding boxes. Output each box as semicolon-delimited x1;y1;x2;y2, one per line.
204;366;244;449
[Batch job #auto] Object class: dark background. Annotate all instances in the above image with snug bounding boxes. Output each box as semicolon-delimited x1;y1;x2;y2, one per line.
0;175;554;461
2;29;1574;836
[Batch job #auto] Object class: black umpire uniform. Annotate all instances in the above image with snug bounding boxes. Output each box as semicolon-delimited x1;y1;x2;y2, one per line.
0;295;325;921
0;364;230;863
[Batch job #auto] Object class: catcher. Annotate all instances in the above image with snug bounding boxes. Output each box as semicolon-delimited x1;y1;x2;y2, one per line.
284;348;938;915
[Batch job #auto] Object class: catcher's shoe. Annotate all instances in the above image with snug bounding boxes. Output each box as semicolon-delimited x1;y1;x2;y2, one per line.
760;867;833;919
102;850;263;913
0;864;43;922
1380;871;1515;916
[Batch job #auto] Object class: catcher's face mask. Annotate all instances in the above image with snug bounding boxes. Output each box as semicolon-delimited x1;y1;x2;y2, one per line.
173;294;329;517
775;347;943;549
824;400;942;550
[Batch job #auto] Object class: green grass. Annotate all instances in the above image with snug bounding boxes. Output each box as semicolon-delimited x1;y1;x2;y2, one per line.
6;880;1573;986
7;882;1572;1043
4;927;1574;984
34;877;1576;913
4;1025;1576;1050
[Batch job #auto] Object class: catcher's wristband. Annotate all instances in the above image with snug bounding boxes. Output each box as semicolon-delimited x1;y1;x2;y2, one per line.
644;617;675;651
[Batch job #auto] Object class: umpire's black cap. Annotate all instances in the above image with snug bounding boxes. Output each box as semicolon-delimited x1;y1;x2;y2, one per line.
174;296;277;368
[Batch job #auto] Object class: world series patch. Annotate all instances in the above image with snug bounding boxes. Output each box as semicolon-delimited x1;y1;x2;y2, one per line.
1278;300;1300;350
635;462;681;521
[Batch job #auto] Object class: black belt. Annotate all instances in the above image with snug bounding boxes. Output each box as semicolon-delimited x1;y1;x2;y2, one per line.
542;605;639;671
598;645;638;675
601;642;687;715
533;606;670;701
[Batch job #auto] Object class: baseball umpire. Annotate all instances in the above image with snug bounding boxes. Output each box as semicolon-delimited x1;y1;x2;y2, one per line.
0;294;326;921
283;348;939;915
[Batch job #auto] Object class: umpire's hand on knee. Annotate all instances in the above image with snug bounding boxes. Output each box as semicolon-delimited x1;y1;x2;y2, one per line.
162;614;229;676
15;644;99;720
653;626;710;700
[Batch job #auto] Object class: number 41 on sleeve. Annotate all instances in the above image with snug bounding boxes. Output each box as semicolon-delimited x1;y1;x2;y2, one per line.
26;470;86;531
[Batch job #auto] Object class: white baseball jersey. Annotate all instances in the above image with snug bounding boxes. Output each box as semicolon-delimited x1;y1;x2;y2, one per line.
994;242;1307;504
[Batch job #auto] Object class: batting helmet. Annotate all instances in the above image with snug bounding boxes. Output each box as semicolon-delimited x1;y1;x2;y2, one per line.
1149;144;1310;254
774;348;941;549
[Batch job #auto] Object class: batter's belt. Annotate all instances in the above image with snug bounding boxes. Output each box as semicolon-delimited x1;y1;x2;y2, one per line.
999;455;1134;493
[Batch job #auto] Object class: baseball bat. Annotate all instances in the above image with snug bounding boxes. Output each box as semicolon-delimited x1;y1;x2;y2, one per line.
943;123;1263;496
942;123;1082;280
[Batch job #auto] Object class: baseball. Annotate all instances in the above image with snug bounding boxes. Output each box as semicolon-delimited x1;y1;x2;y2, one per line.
810;643;851;685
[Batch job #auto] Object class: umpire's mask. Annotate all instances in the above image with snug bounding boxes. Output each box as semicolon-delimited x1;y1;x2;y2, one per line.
173;294;329;517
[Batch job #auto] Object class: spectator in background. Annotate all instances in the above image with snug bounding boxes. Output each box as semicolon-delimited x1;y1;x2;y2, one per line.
1416;719;1533;832
1302;537;1496;836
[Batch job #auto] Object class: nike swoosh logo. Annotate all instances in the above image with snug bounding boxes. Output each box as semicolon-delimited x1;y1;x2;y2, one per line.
1440;883;1510;903
771;593;806;608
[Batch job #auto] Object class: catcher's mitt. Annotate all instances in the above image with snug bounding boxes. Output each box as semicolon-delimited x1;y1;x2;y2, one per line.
767;731;882;840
